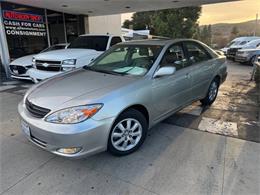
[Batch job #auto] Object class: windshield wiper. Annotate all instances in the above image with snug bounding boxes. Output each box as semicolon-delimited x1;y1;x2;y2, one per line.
84;66;126;76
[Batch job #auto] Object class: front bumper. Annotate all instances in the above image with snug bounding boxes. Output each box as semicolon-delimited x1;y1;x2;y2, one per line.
235;55;250;63
11;74;32;80
28;68;62;83
18;101;115;158
9;65;32;80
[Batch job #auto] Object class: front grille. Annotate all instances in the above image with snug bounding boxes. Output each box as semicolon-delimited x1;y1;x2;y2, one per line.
25;99;51;118
36;65;61;71
227;48;240;56
9;65;27;75
36;60;61;64
35;60;61;72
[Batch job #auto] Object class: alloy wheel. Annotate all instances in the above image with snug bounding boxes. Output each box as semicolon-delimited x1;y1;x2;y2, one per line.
208;81;218;101
111;118;142;152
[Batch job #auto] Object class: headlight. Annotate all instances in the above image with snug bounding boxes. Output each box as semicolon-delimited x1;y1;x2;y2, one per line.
62;59;76;65
45;104;103;124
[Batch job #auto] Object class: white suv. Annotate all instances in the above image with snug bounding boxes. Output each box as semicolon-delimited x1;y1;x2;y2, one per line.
29;34;124;82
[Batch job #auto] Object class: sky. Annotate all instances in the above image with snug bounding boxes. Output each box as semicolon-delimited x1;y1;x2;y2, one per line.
121;0;260;26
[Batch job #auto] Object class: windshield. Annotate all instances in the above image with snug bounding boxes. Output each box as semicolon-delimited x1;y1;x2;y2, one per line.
40;45;66;53
67;36;109;51
85;45;163;76
247;40;260;47
226;41;235;47
239;41;248;45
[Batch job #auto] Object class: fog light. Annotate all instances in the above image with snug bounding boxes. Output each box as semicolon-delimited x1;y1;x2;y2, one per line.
57;147;81;154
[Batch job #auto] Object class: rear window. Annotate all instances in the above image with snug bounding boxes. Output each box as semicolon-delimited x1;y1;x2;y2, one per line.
68;36;109;51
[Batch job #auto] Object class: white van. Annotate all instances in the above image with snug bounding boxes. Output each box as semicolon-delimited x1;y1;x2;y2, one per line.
226;36;260;59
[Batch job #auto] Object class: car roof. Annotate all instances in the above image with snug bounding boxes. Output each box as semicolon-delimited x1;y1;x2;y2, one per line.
247;39;260;44
79;34;121;37
118;38;200;46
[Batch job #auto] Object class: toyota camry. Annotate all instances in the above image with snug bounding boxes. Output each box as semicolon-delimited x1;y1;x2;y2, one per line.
18;39;227;158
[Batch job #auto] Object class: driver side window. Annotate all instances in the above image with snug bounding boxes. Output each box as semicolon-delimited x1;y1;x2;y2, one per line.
160;44;187;70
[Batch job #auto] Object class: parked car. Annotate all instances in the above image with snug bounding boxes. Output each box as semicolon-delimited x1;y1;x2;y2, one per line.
18;39;227;158
9;44;67;80
235;46;260;65
226;36;260;59
28;34;125;83
221;37;245;55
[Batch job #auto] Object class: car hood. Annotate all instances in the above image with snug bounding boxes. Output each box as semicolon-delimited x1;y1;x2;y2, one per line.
34;49;102;61
10;54;34;66
27;69;136;110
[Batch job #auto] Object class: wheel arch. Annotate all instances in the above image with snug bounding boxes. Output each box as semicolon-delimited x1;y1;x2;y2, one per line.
214;75;221;84
116;104;150;127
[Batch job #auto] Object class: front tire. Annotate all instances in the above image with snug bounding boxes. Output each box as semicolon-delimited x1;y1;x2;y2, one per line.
108;109;148;156
200;78;219;106
250;55;256;66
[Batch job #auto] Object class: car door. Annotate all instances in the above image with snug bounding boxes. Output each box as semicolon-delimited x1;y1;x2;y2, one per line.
152;43;193;120
183;41;214;100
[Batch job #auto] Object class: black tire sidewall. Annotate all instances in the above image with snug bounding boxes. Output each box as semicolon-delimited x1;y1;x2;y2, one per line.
108;109;148;156
250;55;256;66
201;79;219;106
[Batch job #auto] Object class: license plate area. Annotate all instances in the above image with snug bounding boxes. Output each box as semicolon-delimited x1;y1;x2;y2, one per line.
21;120;30;137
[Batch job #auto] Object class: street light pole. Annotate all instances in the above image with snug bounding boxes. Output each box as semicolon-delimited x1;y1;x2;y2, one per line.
254;13;258;36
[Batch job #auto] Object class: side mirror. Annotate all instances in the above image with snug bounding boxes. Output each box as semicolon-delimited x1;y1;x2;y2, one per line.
154;66;176;78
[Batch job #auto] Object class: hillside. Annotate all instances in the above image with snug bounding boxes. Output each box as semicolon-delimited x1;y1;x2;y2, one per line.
209;20;260;37
200;20;260;48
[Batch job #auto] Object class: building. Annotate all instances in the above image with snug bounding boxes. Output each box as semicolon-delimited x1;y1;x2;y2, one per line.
0;0;234;78
0;1;121;78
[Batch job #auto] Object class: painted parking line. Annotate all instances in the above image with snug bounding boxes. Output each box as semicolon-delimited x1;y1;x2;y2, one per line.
0;85;16;92
21;84;33;87
14;89;28;95
198;117;238;136
179;105;203;116
2;81;22;85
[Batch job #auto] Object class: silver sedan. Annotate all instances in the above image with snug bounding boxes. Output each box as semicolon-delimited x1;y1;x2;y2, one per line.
18;39;227;158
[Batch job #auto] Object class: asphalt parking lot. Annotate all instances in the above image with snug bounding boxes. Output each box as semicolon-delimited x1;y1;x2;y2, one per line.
0;61;259;195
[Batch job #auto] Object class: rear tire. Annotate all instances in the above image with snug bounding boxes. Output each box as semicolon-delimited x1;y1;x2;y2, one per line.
108;109;148;156
200;78;219;106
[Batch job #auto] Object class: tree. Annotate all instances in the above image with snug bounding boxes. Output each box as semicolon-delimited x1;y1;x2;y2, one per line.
151;7;201;38
122;7;201;38
122;19;133;29
230;26;239;40
197;25;212;46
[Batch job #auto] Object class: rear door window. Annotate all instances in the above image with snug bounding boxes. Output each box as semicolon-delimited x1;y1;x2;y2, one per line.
110;37;122;47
